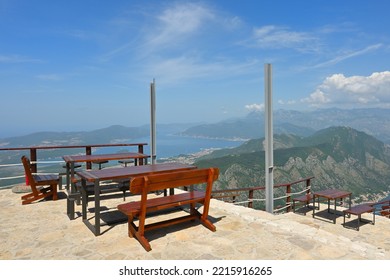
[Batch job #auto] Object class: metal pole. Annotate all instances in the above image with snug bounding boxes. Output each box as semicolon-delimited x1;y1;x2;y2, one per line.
150;79;157;164
264;63;274;213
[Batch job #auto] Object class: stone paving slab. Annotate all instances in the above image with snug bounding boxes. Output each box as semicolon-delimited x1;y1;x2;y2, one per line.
1;188;390;260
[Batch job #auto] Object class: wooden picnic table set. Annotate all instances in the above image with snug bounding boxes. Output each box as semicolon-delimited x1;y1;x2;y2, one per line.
293;188;390;231
59;151;220;251
19;146;220;251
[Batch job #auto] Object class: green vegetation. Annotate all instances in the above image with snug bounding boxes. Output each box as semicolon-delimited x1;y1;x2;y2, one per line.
195;126;390;203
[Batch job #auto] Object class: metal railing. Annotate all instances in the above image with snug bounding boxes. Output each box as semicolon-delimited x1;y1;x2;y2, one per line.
1;143;314;215
0;143;147;187
211;177;314;214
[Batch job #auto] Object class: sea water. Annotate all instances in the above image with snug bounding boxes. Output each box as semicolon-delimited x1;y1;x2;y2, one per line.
95;133;245;160
0;131;246;189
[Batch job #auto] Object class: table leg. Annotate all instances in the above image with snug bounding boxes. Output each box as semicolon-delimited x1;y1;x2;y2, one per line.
357;214;361;231
94;179;101;236
70;162;74;191
81;179;87;220
71;162;81;205
65;163;70;190
348;194;352;211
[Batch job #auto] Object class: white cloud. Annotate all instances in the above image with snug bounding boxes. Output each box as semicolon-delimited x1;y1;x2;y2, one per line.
250;25;318;52
0;54;42;63
99;2;258;86
35;74;63;81
144;2;214;52
312;44;383;68
302;71;390;108
99;2;217;61
245;103;264;111
144;55;259;85
278;99;297;105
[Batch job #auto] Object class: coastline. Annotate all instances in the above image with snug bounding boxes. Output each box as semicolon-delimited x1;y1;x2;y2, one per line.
176;133;250;142
159;147;220;164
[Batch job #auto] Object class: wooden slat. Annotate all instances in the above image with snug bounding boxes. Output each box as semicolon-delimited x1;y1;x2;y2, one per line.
130;168;219;194
117;191;205;215
77;162;196;182
293;194;313;203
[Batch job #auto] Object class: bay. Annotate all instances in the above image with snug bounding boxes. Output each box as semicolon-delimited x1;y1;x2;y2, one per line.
0;133;245;189
95;133;246;160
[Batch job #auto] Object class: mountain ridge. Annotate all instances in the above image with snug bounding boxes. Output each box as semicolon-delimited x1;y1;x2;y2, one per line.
194;126;390;204
181;108;390;143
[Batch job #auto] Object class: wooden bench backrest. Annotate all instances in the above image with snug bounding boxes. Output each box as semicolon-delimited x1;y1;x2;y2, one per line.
130;167;219;194
21;156;35;186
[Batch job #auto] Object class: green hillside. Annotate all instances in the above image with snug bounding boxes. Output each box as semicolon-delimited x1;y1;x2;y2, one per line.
195;126;390;203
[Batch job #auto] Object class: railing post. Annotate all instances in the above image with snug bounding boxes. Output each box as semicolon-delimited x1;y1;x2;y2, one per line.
248;189;254;208
30;148;37;174
286;184;291;212
138;144;145;165
86;146;92;169
306;178;311;195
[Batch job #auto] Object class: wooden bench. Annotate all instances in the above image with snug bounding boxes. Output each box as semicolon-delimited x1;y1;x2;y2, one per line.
21;156;59;205
117;167;219;251
292;193;317;215
370;200;390;219
343;204;375;231
381;205;390;218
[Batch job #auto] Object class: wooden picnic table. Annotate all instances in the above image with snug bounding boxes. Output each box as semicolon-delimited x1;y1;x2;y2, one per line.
63;152;150;220
62;152;150;190
343;204;375;231
312;189;352;224
76;162;197;236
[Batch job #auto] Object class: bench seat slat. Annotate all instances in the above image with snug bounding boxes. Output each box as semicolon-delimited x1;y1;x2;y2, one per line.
118;191;205;215
33;174;59;184
293;194;313;203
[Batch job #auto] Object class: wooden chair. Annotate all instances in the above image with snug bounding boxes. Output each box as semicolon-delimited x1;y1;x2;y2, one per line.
117;167;219;251
21;156;59;205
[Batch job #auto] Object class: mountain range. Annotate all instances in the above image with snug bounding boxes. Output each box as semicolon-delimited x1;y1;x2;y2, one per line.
194;126;390;205
1;108;390;204
180;108;390;144
0;125;150;148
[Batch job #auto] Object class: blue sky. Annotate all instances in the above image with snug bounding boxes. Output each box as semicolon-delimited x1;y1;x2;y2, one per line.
1;0;390;137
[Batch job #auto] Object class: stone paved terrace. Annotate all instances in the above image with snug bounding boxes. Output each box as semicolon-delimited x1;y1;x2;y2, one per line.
1;187;390;260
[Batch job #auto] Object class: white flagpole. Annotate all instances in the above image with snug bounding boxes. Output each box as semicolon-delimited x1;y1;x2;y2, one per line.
264;64;274;213
150;79;157;164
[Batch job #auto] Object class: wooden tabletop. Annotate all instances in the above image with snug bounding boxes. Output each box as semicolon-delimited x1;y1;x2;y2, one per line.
313;189;352;199
62;152;149;163
76;162;196;182
344;204;373;215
